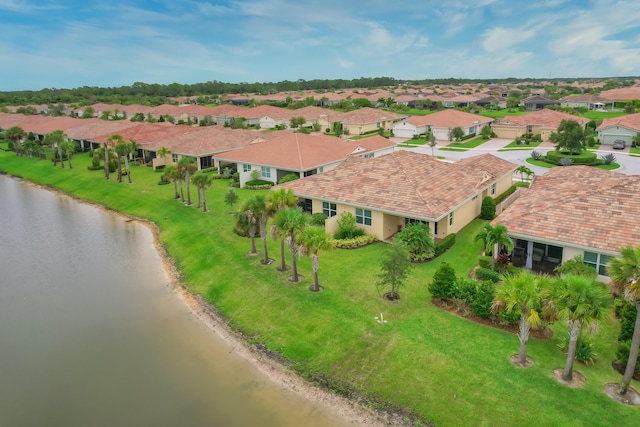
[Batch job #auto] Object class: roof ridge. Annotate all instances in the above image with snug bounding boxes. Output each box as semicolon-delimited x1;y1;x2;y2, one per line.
295;133;304;169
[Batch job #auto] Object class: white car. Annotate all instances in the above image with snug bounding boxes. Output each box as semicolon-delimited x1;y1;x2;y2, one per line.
613;140;626;149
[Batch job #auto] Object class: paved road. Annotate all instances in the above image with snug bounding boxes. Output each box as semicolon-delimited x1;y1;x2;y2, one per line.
397;138;640;176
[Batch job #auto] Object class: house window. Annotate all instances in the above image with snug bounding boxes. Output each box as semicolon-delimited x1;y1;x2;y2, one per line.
318;166;324;173
449;212;454;226
363;153;374;159
376;122;381;129
243;164;251;172
491;183;496;196
356;208;372;226
261;166;271;178
584;252;610;276
172;154;178;163
322;202;337;217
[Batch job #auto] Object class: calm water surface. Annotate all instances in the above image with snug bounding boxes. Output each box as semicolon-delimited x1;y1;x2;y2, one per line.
0;175;351;427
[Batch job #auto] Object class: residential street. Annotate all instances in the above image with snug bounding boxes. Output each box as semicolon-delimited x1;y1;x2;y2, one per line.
396;138;640;176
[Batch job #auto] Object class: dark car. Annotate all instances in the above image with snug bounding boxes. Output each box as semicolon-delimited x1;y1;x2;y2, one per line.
613;140;626;149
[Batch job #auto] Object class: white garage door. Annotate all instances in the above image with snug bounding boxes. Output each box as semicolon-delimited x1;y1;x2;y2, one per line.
393;127;415;139
600;133;632;145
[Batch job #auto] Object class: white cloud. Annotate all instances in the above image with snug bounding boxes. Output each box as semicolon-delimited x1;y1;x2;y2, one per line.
481;26;540;52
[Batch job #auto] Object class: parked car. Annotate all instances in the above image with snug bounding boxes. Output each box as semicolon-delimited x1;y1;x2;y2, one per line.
613;140;626;149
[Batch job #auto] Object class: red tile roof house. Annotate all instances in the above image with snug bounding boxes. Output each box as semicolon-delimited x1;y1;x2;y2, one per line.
597;113;640;146
277;150;516;241
493;166;640;281
560;94;612;111
338;107;407;136
491;109;589;141
392;109;493;140
215;133;396;188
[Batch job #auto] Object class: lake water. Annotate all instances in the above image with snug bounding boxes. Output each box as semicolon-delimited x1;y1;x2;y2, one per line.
0;175;352;427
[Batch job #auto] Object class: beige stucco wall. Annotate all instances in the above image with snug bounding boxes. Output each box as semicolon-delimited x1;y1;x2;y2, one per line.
492;125;525;140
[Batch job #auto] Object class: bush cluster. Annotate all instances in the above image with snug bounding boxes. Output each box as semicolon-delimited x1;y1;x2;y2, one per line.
244;179;274;189
434;233;456;257
545;150;598;165
334;234;378;249
429;264;496;319
475;267;500;283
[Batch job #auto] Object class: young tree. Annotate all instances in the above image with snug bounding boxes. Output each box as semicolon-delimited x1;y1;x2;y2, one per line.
267;189;299;271
493;271;548;366
298;227;334;291
376;240;413;300
544;275;610;382
242;197;261;256
481;125;493;140
60;139;76;170
549;119;586;155
608;245;640;396
157;146;171;167
506;97;520;111
224;188;239;212
426;132;437;156
474;223;514;269
178;157;197;205
273;207;307;282
515;165;534;185
163;165;180;199
43;130;65;167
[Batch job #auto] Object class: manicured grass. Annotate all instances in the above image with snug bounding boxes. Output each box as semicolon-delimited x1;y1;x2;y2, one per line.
579;111;627;119
481;109;530;118
0;151;637;426
446;136;489;150
631;146;640;155
439;147;468;152
526;158;554;168
501;140;543;150
347;133;382;141
596;162;621;170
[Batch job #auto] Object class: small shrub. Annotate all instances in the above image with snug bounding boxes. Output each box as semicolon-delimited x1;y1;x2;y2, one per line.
497;307;520;325
232;172;240;183
434;233;456;257
333;234;377;249
601;153;616;165
221;167;233;179
310;212;328;226
531;150;542;160
455;278;477;305
278;173;299;184
480;196;496;220
250;169;261;181
478;256;492;269
429;262;457;299
475;267;500;283
334;227;365;240
334;212;362;239
471;280;496;319
559;157;573;166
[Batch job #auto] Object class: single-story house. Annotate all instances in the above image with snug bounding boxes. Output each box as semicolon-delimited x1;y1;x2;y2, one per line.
392;109;493;140
215;133;396;188
277;150;517;241
522;95;560;111
491;109;589;141
493;166;640;281
560;94;611;111
339;108;407;135
597;113;640;146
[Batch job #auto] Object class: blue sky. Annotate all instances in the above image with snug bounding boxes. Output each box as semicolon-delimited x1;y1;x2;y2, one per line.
1;0;639;91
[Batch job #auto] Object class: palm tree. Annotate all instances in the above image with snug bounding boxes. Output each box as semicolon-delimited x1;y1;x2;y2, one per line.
163;165;180;199
106;134;124;180
267;189;299;271
474;223;514;269
178;157;197;205
493;271;547;366
157;146;171;167
245;195;273;264
515;165;534;185
298;227;334;291
191;172;214;212
199;173;214;213
273;207;307;282
114;139;129;183
608;245;640;395
43;130;66;167
242;197;261;256
6;126;26;155
60;139;76;169
191;172;205;209
175;162;186;202
544;275;611;382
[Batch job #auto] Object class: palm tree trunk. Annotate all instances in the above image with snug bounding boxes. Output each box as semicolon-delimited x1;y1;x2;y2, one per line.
124;156;131;183
518;313;530;365
563;321;580;381
196;185;201;208
278;239;287;271
173;180;179;199
186;172;192;205
52;146;57;166
117;156;122;182
58;146;65;168
619;303;640;395
260;218;269;264
104;144;110;180
312;253;319;291
289;237;299;281
179;178;185;202
249;226;257;254
201;189;207;212
67;149;73;169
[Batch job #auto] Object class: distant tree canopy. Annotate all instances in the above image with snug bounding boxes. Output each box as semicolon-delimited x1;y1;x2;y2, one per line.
2;76;637;107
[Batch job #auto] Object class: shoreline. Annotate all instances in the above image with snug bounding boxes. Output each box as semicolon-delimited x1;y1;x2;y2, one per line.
9;174;405;427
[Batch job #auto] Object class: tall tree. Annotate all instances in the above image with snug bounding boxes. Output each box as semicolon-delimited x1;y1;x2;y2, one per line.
105;134;124;180
267;189;299;271
298;227;334;292
6;126;26;155
376;240;413;300
42;130;65;167
60;139;76;170
178;157;197;205
163;165;180;199
549;119;586;155
474;223;514;269
157;146;171;167
273;207;307;282
544;275;610;382
113;138;129;183
493;271;547;366
515;165;534;185
608;245;640;396
242;197;261;256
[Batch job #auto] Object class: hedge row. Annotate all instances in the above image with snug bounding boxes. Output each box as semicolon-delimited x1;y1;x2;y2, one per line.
494;185;517;204
434;233;456;257
334;234;378;249
545;150;598;165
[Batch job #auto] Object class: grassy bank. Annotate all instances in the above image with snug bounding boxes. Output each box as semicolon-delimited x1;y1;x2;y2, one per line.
0;150;635;426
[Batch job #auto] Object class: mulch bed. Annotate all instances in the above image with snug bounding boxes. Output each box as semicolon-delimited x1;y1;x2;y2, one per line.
431;298;553;339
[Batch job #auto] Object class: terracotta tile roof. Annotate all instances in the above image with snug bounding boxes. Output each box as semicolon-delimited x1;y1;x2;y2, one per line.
145;126;279;156
599;87;640;101
91;122;195;144
278;151;516;220
497;109;589;128
65;119;143;140
207;104;250;117
340;107;406;124
216;133;395;170
560;94;609;103
404;109;492;128
493;166;640;253
598;112;640;132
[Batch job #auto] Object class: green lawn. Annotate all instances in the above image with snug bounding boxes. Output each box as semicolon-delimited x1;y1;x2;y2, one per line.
481;109;530;119
446;136;490;150
500;140;543;150
579;111;627;119
0;150;637;426
347;133;382;141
